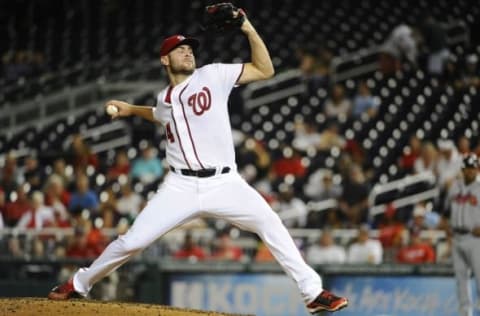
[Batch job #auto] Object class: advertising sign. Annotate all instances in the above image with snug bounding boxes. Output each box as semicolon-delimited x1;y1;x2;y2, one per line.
170;274;310;316
329;276;477;316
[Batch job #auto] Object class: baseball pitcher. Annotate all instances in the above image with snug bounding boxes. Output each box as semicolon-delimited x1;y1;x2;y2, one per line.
48;3;348;314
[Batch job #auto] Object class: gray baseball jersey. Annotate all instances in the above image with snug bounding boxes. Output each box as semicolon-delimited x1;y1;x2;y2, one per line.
448;179;480;231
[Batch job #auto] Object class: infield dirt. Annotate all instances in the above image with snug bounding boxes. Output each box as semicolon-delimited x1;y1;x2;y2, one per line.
0;298;252;316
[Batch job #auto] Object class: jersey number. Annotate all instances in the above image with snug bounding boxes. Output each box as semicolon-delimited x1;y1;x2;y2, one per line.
166;123;175;143
187;87;211;116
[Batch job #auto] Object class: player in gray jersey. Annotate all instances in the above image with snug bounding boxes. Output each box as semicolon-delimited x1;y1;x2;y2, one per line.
447;153;480;316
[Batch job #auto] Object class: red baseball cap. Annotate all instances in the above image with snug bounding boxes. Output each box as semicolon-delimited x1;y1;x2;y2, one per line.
160;35;200;56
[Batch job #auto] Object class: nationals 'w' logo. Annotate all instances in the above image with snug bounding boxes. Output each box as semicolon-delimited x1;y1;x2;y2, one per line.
187;87;211;116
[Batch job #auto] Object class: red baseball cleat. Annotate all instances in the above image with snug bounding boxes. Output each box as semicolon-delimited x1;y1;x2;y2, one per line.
48;278;82;300
306;290;348;314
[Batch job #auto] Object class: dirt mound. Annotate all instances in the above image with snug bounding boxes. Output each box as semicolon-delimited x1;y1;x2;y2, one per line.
0;298;251;316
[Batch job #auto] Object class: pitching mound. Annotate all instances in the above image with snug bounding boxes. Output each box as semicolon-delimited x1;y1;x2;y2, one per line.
0;298;251;316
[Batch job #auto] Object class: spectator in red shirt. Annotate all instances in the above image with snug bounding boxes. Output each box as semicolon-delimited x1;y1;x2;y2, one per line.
16;191;55;229
271;147;306;178
377;204;406;249
210;230;244;261
66;222;106;258
4;184;31;226
0;152;22;194
173;232;206;261
396;232;436;264
67;134;99;173
399;135;422;174
107;150;131;181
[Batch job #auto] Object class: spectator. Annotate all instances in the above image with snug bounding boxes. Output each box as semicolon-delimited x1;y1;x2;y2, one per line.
338;164;370;225
254;240;275;263
376;204;406;249
420;16;450;76
298;48;320;80
436;139;462;190
344;139;368;171
399;135;422;174
352;81;379;118
22;156;44;191
408;203;430;237
4;184;31;226
51;209;72;228
16;191;55;229
66;222;105;259
317;122;346;152
347;225;383;264
116;183;144;220
456;54;480;89
68;173;99;216
0;210;3;229
130;144;164;184
98;187;118;215
442;54;460;86
271;147;306;179
67;134;99;173
414;141;438;174
173;232;206;261
44;174;71;213
304;169;342;202
274;184;308;228
0;152;22;194
323;84;352;121
456;135;471;155
306;229;346;264
296;46;330;94
408;202;441;234
107;150;131;181
396;232;436;264
52;158;72;188
210;230;244;261
238;137;271;180
292;121;322;152
321;209;345;229
379;24;420;74
100;206;118;229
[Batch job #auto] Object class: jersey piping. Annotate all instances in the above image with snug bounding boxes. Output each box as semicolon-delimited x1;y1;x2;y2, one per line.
179;84;206;169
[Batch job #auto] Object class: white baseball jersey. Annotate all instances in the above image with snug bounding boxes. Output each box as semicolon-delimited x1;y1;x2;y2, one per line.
71;63;325;307
153;63;244;170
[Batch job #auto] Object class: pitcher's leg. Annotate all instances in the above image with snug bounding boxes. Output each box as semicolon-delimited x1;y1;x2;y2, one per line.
204;174;321;303
74;177;198;295
253;206;322;303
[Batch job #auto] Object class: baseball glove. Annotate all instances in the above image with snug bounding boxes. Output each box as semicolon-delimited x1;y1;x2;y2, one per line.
202;2;245;34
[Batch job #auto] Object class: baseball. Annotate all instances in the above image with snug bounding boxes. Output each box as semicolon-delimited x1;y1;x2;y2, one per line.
106;104;119;116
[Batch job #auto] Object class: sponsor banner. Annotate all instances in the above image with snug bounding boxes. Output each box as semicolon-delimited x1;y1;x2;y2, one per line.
169;274;310;316
169;273;478;316
329;276;478;316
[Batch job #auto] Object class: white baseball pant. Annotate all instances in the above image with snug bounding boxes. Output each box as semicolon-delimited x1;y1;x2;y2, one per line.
73;171;323;303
